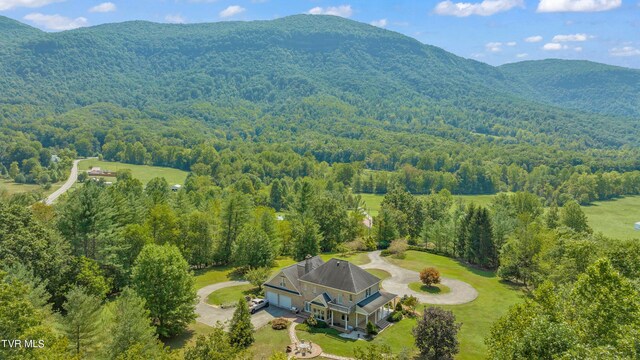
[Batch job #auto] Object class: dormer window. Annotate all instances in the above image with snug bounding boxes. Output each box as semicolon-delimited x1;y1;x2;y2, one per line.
280;276;286;288
365;287;371;298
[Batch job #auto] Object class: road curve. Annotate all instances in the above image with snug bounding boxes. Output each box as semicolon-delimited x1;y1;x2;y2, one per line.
362;251;478;305
44;159;82;205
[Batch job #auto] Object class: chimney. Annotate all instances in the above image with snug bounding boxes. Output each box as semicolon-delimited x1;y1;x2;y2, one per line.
304;254;312;274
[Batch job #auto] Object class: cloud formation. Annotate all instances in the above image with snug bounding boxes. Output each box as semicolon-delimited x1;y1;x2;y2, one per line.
516;53;528;58
543;43;568;50
552;33;591;42
610;46;640;56
537;0;621;12
525;35;543;43
89;2;116;13
434;0;523;17
165;14;186;24
0;0;63;11
23;12;87;30
486;42;503;52
308;5;353;17
370;18;388;27
219;5;245;18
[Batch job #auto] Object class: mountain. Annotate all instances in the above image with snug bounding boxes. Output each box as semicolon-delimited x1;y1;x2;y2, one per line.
0;14;638;149
501;59;640;118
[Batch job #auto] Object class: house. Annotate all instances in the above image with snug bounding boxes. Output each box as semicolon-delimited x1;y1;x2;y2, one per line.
171;184;182;192
264;256;398;332
87;167;117;177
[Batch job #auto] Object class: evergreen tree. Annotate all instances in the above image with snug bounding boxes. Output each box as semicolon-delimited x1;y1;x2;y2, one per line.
232;224;275;268
218;192;251;263
105;288;162;360
269;179;283;211
374;207;399;249
61;286;105;357
292;216;321;261
132;244;197;337
228;298;254;348
185;323;241;360
144;177;170;205
545;203;560;229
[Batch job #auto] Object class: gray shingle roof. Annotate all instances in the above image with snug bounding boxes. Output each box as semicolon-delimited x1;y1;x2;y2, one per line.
299;258;380;293
357;290;397;314
275;255;324;293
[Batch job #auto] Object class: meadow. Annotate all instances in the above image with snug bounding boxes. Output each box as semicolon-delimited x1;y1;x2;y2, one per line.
358;193;497;217
78;159;189;186
583;196;640;239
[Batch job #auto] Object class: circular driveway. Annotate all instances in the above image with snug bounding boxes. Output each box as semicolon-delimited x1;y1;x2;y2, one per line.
361;251;478;305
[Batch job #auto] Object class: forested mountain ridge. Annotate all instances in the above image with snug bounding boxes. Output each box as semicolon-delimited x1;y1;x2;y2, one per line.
500;59;640;118
0;14;638;149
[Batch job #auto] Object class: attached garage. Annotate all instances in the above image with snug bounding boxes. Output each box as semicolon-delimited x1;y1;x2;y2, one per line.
266;291;292;310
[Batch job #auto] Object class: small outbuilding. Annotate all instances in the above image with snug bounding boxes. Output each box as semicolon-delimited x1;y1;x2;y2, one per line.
635;222;640;231
171;184;182;192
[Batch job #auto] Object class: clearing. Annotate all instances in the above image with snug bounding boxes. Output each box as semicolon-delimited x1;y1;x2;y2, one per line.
78;159;188;185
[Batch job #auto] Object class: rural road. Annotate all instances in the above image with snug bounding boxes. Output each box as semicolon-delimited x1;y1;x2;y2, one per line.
44;159;82;205
362;251;478;305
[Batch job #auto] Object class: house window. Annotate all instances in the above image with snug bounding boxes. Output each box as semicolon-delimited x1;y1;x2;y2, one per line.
304;302;310;312
338;294;343;304
365;287;371;298
341;314;349;322
279;276;286;288
349;294;353;302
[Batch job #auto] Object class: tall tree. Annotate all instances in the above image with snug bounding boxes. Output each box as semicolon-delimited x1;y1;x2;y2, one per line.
228;298;254;348
413;307;461;360
218;192;251;263
560;200;591;234
313;195;349;252
132;244;197;337
184;323;243;360
292;216;322;261
232;225;275;268
144;177;170;205
61;286;105;358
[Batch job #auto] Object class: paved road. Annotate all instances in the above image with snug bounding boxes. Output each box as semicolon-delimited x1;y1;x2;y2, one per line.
362;251;478;305
44;159;82;205
195;280;294;329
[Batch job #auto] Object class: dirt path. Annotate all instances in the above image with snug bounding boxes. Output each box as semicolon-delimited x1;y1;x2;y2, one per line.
362;251;478;305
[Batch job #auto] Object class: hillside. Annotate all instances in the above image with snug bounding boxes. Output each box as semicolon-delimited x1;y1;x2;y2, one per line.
501;59;640;118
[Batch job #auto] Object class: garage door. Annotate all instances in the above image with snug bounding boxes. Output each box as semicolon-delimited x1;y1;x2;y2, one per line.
279;295;292;310
266;291;279;306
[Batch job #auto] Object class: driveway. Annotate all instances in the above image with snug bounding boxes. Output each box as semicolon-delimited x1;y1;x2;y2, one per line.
195;281;295;329
44;159;82;205
362;251;478;305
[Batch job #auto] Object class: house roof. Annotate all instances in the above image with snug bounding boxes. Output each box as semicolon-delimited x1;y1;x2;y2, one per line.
357;290;397;314
300;258;380;293
268;255;324;294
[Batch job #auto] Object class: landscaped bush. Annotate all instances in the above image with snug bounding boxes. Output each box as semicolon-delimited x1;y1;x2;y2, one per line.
305;316;317;327
420;267;441;287
387;311;403;322
388;239;408;259
271;317;289;330
366;321;378;335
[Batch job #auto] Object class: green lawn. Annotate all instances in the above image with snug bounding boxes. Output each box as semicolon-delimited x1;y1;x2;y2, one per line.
296;320;416;358
0;178;64;196
366;269;392;280
250;326;292;360
359;193;497;217
78;159;188;185
408;282;451;295
164;321;218;354
582;196;640;240
389;251;523;360
207;284;258;306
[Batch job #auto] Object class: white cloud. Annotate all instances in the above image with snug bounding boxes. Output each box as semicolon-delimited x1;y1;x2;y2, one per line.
486;42;503;52
543;43;568;51
370;18;388;27
23;12;87;30
537;0;621;12
574;46;583;52
434;0;523;17
219;5;245;18
516;53;528;58
552;33;591;42
525;35;543;43
165;14;186;24
506;41;517;46
610;46;640;57
89;2;116;13
308;5;353;17
0;0;63;10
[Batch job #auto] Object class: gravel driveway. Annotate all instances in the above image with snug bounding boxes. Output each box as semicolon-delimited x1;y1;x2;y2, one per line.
362;251;478;305
195;280;294;329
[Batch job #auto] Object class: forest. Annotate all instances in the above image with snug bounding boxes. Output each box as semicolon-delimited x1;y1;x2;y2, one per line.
1;13;639;360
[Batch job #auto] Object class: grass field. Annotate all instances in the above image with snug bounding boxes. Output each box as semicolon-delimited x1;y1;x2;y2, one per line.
390;251;523;360
358;193;497;217
250;326;291;359
583;196;640;240
78;159;188;185
207;284;258;306
0;178;64;196
366;269;392;280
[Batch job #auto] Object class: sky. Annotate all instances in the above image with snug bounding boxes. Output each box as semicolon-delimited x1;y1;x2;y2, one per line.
1;0;639;69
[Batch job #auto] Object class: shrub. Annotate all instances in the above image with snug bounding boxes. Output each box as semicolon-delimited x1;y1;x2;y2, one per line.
420;267;441;287
305;317;317;327
395;302;403;312
315;320;328;328
271;318;289;330
387;311;403;322
366;321;378;335
388;238;408;259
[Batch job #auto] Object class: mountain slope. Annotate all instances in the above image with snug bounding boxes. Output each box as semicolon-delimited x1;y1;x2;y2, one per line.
500;59;640;118
0;14;637;149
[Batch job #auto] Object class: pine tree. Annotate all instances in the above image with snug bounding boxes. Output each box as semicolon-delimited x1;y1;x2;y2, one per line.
228;298;254;348
269;179;283;211
545;203;560;229
218;192;251;263
61;286;105;357
292;216;321;261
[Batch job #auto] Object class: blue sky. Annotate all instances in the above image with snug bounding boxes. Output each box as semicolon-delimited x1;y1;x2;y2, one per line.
1;0;639;68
